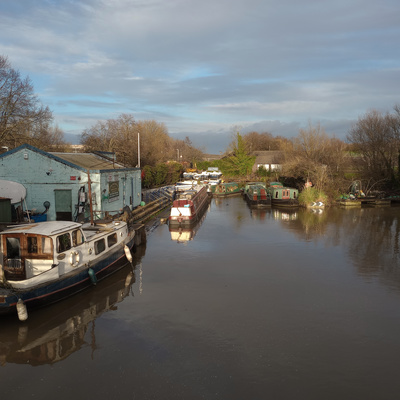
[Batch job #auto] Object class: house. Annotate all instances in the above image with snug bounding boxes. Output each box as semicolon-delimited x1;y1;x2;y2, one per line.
0;144;141;222
251;151;283;173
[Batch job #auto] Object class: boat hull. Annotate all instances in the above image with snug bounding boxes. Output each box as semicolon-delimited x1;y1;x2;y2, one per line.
271;199;299;207
244;194;271;207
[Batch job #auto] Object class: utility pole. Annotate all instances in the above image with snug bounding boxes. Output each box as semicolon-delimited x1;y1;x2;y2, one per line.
138;132;141;168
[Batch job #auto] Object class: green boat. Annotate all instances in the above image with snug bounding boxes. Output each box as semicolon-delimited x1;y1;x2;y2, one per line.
269;182;299;207
210;182;242;197
243;184;271;207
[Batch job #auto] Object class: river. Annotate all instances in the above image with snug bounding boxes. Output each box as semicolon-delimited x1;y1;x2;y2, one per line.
2;196;400;400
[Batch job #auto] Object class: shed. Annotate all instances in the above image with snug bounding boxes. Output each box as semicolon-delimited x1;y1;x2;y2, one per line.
0;144;141;222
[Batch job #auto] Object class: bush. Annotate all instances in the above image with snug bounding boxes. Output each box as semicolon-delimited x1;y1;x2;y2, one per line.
256;166;269;177
298;187;328;205
142;165;154;188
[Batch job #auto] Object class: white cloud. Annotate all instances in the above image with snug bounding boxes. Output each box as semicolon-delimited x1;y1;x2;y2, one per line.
1;0;399;153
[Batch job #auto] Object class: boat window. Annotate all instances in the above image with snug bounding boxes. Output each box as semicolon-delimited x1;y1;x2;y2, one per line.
27;236;38;254
42;237;53;254
94;238;106;255
275;191;279;199
293;191;296;198
6;237;20;259
72;229;84;247
107;233;118;248
57;233;72;253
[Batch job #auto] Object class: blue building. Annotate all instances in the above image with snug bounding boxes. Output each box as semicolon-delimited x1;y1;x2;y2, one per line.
0;144;141;222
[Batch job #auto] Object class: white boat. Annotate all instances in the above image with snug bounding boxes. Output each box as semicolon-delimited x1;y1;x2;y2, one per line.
174;180;198;192
0;179;27;204
0;219;135;320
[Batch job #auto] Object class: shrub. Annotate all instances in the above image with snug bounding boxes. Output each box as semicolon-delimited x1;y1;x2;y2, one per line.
298;187;328;205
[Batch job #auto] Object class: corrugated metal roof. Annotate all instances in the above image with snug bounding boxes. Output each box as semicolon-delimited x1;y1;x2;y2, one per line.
50;152;125;170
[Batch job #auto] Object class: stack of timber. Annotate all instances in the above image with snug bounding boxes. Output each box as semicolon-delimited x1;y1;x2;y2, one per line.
118;197;171;225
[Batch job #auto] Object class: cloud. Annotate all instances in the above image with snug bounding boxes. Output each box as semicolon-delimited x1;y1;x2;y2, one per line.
1;0;399;153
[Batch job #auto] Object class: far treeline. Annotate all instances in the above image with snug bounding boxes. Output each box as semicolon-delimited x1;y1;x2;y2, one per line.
1;54;400;203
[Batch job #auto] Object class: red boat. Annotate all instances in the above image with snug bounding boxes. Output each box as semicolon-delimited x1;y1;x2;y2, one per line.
168;186;210;227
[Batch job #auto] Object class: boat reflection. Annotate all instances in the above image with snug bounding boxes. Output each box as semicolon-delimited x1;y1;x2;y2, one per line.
272;208;298;221
169;211;207;244
0;245;146;366
247;206;272;220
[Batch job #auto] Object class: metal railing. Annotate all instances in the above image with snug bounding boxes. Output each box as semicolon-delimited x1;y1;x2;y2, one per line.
142;186;175;203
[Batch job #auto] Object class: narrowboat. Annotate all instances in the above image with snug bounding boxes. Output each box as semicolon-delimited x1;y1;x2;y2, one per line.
169;185;210;227
210;182;242;197
269;182;299;207
243;184;271;207
0;219;135;320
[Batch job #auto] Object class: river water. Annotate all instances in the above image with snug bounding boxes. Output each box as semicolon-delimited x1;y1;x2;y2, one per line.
2;196;400;399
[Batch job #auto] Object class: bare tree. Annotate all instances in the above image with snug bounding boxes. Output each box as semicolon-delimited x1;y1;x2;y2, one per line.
283;122;348;191
81;115;204;168
0;55;53;148
243;131;280;152
174;136;204;166
137;119;174;166
347;108;400;186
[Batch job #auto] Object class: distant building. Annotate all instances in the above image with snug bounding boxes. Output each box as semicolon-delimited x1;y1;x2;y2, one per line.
202;153;224;162
251;151;283;173
0;144;141;222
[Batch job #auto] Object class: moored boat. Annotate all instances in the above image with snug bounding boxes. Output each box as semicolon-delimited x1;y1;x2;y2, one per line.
269;182;299;207
209;182;242;197
169;185;210;227
243;184;271;207
0;219;135;320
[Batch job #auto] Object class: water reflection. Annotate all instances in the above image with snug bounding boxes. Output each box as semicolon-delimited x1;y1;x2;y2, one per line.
169;204;208;243
334;207;400;282
272;207;298;221
0;244;146;366
243;200;400;288
246;204;272;220
273;206;400;288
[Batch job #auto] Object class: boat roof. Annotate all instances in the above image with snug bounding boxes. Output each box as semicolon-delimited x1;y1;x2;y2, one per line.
1;221;82;236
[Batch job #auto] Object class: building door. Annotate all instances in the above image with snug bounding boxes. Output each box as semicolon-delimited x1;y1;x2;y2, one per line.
55;189;73;221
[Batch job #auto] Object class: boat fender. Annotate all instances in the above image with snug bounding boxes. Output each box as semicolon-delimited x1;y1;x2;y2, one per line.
69;251;80;267
16;299;28;321
124;245;133;264
88;268;97;285
125;271;134;287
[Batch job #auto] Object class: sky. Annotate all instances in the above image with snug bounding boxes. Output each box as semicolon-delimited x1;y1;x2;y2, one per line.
1;0;399;154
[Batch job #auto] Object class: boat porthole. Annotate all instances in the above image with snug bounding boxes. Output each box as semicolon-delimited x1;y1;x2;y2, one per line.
88;248;93;255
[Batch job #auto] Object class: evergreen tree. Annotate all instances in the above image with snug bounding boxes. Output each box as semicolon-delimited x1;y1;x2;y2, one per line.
221;133;255;176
